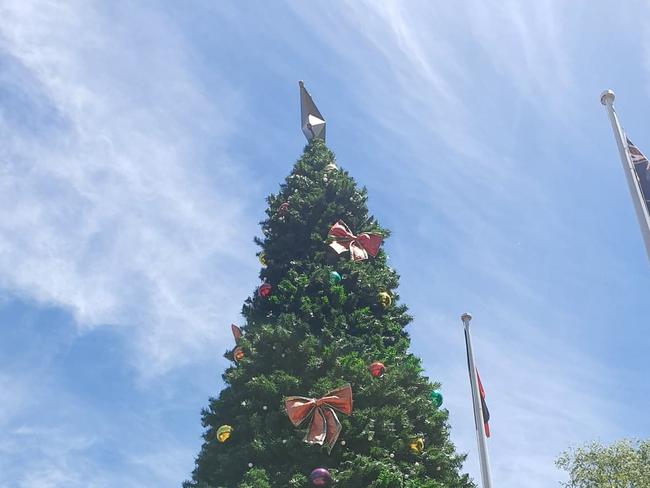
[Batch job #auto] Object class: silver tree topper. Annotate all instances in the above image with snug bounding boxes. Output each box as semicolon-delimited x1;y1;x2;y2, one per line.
299;80;326;142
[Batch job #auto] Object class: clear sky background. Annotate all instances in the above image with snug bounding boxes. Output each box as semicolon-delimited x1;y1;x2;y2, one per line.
1;1;649;487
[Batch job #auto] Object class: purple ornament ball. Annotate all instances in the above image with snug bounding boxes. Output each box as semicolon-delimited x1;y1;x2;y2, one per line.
309;467;332;486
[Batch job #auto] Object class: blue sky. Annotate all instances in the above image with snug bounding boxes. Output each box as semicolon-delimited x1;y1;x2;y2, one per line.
1;1;649;487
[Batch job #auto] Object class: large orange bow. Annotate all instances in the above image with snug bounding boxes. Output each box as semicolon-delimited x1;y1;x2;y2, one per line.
284;384;353;453
328;220;383;261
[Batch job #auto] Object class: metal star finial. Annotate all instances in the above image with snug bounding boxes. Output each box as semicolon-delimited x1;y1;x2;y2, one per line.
299;80;326;142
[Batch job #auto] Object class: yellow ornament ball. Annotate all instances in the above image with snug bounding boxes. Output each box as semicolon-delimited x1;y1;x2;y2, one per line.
217;425;233;443
378;291;392;309
409;437;425;454
258;252;267;267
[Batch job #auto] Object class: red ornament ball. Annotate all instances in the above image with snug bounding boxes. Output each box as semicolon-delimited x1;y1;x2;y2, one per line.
309;468;332;486
369;361;386;378
258;283;272;297
277;202;289;215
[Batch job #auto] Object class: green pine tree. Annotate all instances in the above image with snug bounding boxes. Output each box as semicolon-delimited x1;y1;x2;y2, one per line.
184;139;475;488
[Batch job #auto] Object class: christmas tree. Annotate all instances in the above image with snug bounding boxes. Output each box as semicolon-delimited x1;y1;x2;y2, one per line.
184;83;474;488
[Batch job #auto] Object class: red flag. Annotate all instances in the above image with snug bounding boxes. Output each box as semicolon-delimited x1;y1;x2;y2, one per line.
477;371;491;438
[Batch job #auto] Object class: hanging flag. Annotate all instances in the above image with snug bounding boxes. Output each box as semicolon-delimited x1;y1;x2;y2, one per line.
477;371;491;438
626;138;650;215
464;328;491;439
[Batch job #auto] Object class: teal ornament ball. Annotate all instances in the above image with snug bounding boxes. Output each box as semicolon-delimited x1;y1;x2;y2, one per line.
431;390;443;408
329;271;342;284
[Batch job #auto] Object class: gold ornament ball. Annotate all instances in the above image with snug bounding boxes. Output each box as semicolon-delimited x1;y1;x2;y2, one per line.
378;291;392;309
258;253;267;267
217;425;233;443
409;437;425;454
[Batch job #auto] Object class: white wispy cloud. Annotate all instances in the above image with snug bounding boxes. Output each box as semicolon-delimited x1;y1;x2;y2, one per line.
0;345;197;488
0;426;97;488
0;414;191;488
0;372;31;427
0;1;256;376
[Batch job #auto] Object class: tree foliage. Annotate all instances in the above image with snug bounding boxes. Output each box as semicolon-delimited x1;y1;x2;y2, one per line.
184;139;474;487
556;439;650;488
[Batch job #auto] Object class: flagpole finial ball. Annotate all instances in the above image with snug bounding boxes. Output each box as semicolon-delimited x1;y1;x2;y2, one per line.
461;313;472;324
600;89;615;106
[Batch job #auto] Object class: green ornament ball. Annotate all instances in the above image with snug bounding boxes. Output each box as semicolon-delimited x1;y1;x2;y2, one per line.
329;271;342;284
431;390;443;408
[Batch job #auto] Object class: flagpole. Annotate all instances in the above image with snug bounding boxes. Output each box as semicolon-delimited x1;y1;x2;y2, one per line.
461;313;493;488
600;90;650;262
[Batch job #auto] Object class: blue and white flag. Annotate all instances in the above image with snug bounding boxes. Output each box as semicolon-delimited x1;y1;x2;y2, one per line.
626;138;650;215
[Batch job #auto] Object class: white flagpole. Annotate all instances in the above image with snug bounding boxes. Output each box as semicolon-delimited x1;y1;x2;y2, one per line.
461;313;493;488
601;90;650;262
